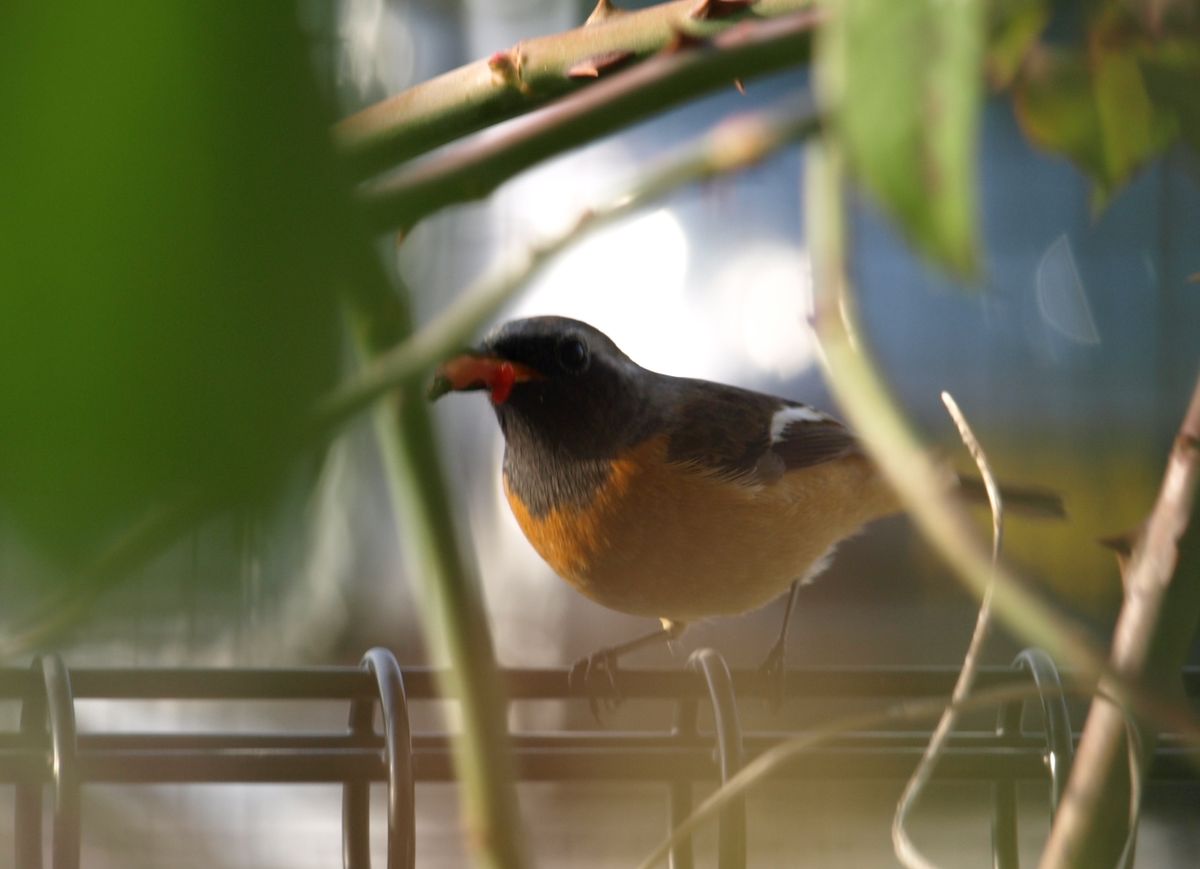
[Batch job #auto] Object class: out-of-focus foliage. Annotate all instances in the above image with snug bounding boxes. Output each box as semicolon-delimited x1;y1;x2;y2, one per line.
0;4;362;565
821;0;1199;276
820;0;985;277
1007;0;1200;207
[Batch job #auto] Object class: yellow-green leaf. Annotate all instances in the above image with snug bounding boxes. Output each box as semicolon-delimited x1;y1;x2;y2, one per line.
1012;47;1108;186
987;0;1050;88
819;0;985;277
1013;34;1187;208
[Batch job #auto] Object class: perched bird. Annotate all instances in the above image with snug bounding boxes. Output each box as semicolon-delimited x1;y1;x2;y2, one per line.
430;316;1062;697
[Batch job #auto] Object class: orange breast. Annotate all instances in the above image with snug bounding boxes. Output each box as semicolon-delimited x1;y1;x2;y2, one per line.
504;436;898;622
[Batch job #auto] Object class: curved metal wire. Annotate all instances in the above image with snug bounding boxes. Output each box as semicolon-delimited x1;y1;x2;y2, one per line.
44;655;82;869
342;647;414;869
668;697;699;869
15;657;46;869
991;648;1076;869
688;649;746;869
992;690;1024;869
1013;648;1074;810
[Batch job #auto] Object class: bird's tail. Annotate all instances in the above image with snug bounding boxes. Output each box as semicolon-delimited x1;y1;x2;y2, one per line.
955;474;1066;519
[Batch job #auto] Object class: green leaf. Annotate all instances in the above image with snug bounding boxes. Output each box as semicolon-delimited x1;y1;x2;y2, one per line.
1009;7;1196;206
1094;45;1177;192
819;0;985;277
1139;39;1200;155
987;0;1050;89
0;5;358;563
1012;48;1109;188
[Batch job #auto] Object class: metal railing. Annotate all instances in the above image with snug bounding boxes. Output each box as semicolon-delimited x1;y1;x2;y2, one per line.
1;648;1197;869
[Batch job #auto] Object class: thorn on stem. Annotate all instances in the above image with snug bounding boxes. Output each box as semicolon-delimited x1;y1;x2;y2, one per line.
585;0;623;26
567;50;635;80
662;26;707;55
488;48;525;91
1099;530;1138;587
689;0;755;21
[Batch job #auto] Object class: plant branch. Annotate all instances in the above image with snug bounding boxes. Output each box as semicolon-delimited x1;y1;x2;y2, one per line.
359;10;824;233
347;266;528;866
1040;372;1200;869
334;0;813;178
892;391;1005;869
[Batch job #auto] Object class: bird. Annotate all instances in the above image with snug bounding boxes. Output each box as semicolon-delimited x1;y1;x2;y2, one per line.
429;316;1063;704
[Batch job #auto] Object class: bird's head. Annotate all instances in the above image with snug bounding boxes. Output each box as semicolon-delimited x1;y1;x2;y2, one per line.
429;316;656;457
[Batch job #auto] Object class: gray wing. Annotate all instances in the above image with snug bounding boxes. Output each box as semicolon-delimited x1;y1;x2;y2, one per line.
662;380;860;484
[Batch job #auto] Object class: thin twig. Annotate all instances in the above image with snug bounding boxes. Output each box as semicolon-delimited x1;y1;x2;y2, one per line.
359;10;824;233
892;391;1005;869
334;0;814;177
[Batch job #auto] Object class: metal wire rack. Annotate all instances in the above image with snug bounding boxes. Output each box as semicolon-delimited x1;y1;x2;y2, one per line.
1;647;1197;869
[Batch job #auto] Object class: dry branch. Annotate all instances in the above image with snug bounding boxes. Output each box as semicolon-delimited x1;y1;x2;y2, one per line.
1041;373;1200;869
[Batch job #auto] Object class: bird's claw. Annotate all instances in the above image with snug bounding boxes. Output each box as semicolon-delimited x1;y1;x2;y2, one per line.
569;650;623;721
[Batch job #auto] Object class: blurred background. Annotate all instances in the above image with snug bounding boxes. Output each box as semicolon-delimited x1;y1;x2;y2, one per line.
1;0;1198;865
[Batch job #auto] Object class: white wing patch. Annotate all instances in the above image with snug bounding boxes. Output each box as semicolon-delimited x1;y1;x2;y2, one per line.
769;404;829;444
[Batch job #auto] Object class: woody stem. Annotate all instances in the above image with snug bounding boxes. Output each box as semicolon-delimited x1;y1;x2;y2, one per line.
334;0;815;178
357;9;824;233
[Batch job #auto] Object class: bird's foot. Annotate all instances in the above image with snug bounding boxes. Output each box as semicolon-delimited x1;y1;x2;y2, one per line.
757;640;787;712
569;648;623;721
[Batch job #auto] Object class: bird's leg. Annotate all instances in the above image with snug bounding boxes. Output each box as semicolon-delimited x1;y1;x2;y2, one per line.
570;618;686;719
758;580;801;710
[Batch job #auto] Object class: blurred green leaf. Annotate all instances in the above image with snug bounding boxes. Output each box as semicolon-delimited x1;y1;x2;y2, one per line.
987;0;1050;88
1140;39;1200;153
1011;5;1198;206
1012;47;1109;186
821;0;984;277
0;5;358;564
1094;43;1177;193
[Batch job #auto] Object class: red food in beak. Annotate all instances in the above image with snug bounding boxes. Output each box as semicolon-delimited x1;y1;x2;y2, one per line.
428;354;542;405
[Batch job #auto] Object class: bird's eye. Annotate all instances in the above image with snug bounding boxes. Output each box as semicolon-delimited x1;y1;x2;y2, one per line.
556;335;589;373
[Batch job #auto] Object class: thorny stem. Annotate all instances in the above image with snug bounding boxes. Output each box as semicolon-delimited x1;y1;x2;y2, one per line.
359;10;824;233
334;0;814;178
1041;373;1200;869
